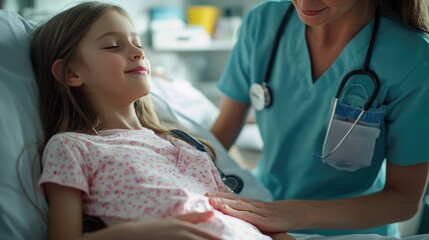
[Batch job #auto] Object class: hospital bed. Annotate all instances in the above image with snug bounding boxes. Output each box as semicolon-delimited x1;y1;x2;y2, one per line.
0;10;428;240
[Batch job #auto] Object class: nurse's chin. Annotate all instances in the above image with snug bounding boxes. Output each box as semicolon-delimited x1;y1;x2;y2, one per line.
296;13;331;27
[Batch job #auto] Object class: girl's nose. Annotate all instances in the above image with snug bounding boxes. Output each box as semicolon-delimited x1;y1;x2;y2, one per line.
131;46;145;60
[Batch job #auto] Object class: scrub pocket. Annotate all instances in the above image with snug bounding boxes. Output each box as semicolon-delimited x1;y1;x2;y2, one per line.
323;103;384;172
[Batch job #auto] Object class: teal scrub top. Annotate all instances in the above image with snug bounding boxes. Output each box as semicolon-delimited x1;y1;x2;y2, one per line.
217;0;429;236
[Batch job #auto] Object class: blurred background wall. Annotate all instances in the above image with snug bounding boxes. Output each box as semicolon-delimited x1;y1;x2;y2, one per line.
3;0;264;105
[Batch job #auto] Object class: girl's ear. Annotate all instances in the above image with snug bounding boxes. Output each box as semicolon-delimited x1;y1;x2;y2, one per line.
51;59;83;87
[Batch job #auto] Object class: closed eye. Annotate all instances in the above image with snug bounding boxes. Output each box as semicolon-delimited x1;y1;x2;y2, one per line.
104;46;119;49
133;43;142;49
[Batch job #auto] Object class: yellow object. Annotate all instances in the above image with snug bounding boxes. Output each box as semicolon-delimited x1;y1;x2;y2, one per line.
187;6;219;36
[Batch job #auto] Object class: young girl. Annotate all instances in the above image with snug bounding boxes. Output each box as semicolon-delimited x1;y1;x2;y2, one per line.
31;2;293;240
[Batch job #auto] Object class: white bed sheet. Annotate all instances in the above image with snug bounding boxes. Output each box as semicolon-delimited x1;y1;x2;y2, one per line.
291;233;429;240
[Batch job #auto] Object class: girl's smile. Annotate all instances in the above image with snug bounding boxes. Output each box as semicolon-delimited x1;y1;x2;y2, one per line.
125;65;149;75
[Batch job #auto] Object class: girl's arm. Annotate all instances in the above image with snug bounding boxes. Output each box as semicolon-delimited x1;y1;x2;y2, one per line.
207;161;429;232
45;183;83;239
45;183;222;240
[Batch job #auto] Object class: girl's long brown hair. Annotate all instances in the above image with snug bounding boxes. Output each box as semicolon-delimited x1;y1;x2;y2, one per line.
30;1;216;159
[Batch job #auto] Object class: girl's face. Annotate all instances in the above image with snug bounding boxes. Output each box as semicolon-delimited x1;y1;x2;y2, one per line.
73;10;150;109
291;0;363;27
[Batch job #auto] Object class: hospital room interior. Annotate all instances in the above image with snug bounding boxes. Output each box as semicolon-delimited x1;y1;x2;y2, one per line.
1;0;429;239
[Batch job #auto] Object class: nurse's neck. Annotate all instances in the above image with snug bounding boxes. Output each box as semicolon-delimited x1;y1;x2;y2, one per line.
306;4;375;49
305;3;375;81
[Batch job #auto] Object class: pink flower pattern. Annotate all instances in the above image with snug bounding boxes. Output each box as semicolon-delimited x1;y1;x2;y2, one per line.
38;128;270;239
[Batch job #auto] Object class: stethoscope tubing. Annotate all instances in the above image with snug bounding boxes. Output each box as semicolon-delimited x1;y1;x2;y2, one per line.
320;9;381;159
336;69;380;111
170;127;244;193
263;5;294;87
250;5;383;162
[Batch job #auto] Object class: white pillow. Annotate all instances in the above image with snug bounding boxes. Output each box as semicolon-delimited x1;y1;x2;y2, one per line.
149;76;264;151
149;76;220;128
0;10;48;240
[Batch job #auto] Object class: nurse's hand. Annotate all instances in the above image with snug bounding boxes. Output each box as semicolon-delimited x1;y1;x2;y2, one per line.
206;192;304;233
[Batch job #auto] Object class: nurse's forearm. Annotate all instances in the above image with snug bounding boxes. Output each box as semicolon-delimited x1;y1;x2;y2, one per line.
207;164;428;232
294;161;429;231
296;189;420;230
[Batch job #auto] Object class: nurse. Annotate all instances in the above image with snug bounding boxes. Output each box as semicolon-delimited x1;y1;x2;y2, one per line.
209;0;429;237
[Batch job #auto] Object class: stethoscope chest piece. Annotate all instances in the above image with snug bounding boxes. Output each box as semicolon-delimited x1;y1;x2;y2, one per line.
170;129;244;194
222;174;244;194
250;83;272;111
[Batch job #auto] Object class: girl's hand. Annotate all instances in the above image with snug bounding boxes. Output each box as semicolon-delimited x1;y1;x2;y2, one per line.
206;192;305;233
136;211;222;240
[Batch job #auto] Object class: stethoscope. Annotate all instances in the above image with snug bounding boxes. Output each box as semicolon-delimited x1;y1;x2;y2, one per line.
249;5;294;110
170;129;244;193
249;5;381;111
249;5;381;159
